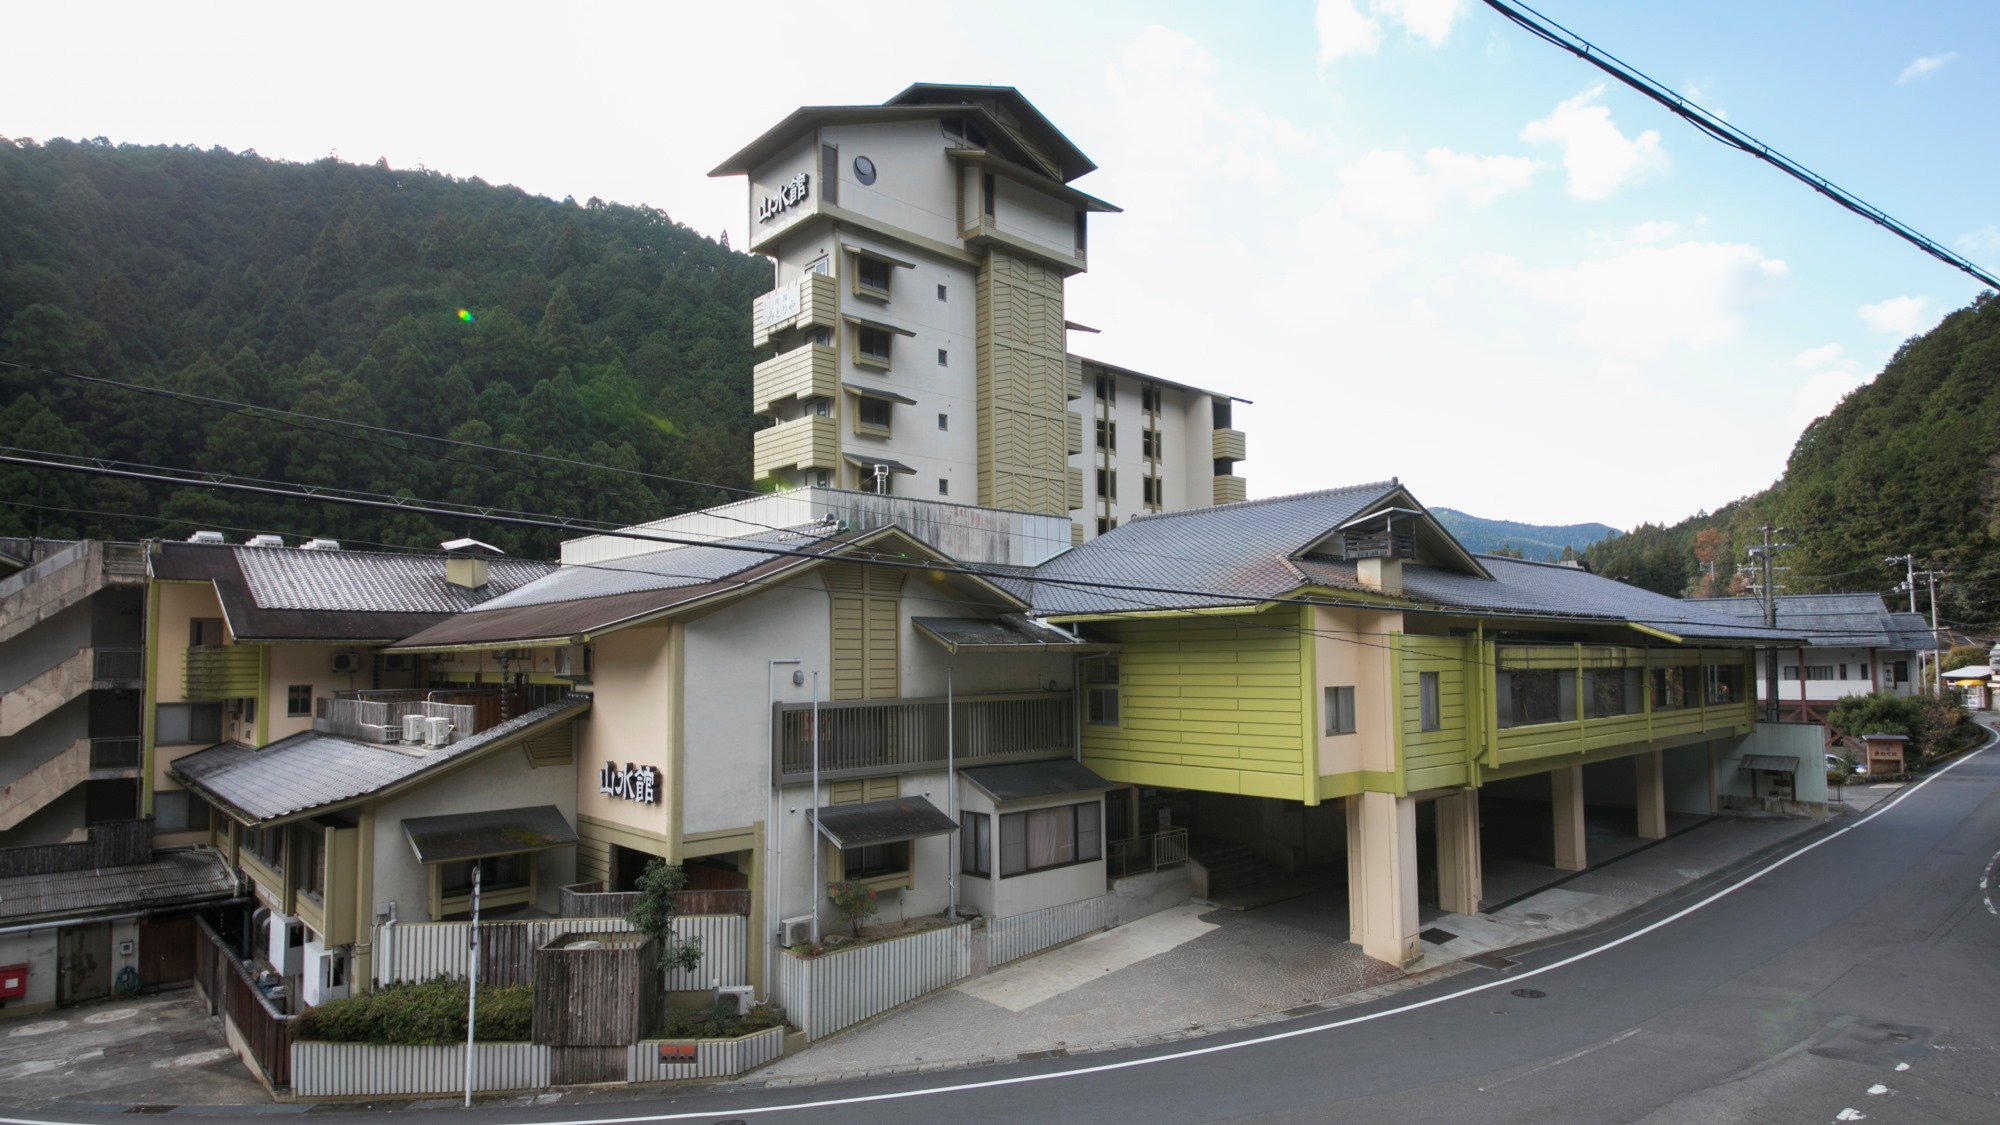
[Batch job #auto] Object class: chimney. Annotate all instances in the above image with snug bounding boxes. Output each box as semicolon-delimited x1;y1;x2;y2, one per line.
440;537;503;590
1356;556;1403;596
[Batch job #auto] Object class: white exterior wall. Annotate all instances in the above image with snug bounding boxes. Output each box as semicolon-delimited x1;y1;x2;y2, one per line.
1762;646;1917;701
747;135;820;248
817;121;964;247
371;747;579;923
992;173;1078;257
1069;371;1226;539
954;780;1107;920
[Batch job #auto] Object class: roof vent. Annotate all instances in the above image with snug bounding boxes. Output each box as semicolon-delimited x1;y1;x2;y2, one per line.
187;530;227;545
301;538;342;551
442;537;504;591
246;534;286;548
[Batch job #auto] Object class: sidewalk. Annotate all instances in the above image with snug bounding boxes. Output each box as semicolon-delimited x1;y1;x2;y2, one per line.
743;810;1830;1089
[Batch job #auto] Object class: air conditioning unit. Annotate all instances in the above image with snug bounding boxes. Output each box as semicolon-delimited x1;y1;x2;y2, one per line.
300;538;342;551
246;534;286;548
779;915;814;947
402;714;427;743
187;530;227;545
424;716;453;748
381;654;413;672
715;985;756;1015
330;653;361;674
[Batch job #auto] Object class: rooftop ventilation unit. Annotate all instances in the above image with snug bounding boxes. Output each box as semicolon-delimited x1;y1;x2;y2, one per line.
301;538;342;551
424;716;453;749
246;534;286;548
187;530;227;545
331;653;361;674
402;714;427;743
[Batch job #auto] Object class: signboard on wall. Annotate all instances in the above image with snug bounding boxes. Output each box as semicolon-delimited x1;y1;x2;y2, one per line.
757;172;810;224
598;761;660;805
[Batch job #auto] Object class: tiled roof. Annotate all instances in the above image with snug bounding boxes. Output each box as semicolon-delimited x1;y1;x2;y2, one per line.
171;696;589;822
0;849;237;923
235;546;551;612
1692;593;1938;649
472;526;836;610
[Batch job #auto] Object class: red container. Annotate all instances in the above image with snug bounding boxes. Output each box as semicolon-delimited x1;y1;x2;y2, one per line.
0;963;27;999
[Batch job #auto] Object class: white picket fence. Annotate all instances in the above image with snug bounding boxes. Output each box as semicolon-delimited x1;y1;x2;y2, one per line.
625;1027;786;1083
774;922;972;1040
985;894;1114;966
373;915;746;989
291;1042;550;1098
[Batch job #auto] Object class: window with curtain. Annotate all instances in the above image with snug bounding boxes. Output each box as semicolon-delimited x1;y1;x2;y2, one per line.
997;802;1102;876
961;811;991;876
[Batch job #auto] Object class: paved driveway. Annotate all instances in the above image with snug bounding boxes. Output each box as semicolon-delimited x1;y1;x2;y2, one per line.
0;991;271;1111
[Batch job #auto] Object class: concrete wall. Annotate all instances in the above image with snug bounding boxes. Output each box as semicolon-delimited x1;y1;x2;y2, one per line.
0;916;143;1021
1664;742;1714;815
955;777;1107;920
1314;606;1402;777
371;744;580;922
818;120;963;248
1717;722;1829;809
747;133;818;246
1071;370;1225;534
0;598;91;694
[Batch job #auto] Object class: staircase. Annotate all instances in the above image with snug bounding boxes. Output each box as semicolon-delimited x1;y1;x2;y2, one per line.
0;541;146;646
1189;840;1291;901
0;738;89;831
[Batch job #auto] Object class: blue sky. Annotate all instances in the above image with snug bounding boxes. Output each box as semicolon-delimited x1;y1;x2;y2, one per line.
7;1;1996;529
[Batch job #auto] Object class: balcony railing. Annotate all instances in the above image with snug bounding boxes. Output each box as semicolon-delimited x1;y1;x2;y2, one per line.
183;644;260;700
1212;475;1247;505
752;342;840;415
751;272;838;350
752;415;839;480
774;691;1074;782
1211;427;1247;463
311;690;501;744
559;882;750;918
1107;828;1190;879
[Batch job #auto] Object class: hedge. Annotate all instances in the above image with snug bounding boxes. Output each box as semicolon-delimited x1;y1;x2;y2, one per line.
296;978;533;1044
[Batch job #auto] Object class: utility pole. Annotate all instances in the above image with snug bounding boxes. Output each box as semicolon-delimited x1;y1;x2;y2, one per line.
1915;567;1947;695
1885;554;1916;613
1747;527;1791;723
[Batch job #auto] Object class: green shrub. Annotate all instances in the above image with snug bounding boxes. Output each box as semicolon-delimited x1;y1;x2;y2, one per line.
297;978;532;1044
1824;692;1924;741
653;1001;787;1040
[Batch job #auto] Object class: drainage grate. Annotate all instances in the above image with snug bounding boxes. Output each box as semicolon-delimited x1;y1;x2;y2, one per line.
1282;1004;1322;1017
1511;988;1547;999
1467;952;1517;971
1017;1048;1070;1062
1419;927;1458;945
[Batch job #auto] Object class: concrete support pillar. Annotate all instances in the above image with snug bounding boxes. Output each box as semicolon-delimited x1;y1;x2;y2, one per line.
1347;791;1421;968
1434;790;1483;916
1552;765;1587;872
1635;751;1666;840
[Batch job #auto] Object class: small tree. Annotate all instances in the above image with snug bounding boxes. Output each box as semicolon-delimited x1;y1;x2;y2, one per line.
826;880;878;938
625;859;703;975
1941;645;1987;673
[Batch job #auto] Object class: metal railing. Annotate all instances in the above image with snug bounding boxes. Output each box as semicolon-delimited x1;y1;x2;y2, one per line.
1107;828;1190;879
314;696;480;744
774;691;1073;781
92;647;143;681
89;735;141;769
561;881;751;918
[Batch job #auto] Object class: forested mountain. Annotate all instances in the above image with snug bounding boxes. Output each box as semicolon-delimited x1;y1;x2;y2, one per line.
1430;508;1618;560
0;136;771;557
1585;292;2000;632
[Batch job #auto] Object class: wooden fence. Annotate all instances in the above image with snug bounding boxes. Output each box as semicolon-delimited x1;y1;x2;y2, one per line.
0;818;151;877
532;935;659;1047
194;915;297;1090
774;921;971;1040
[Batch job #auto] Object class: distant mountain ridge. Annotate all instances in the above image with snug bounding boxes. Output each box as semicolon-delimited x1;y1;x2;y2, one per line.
1431;508;1620;560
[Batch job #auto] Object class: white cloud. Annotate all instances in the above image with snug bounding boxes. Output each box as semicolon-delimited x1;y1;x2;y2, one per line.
1521;86;1667;201
1897;52;1956;84
1483;240;1788;359
1857;295;1932;336
1331;148;1533;233
1106;25;1311;200
1786;344;1868;430
1423;148;1537;205
1315;0;1465;67
1628;220;1680;245
1958;225;2000;255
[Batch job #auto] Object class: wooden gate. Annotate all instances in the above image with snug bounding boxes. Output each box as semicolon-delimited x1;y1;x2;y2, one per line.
139;914;196;990
57;923;111;1006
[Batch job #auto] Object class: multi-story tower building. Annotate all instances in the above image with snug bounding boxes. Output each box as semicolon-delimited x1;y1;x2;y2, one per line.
713;84;1247;543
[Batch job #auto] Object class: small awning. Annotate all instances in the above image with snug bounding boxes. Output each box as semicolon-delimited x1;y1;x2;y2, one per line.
842;453;916;474
839;243;916;269
840;314;917;337
843;382;918;405
1738;754;1800;774
914;614;1115;654
403;804;578;864
811;796;957;849
962;760;1111;803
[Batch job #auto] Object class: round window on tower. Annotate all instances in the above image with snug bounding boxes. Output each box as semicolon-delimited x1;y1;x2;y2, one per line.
853;155;877;186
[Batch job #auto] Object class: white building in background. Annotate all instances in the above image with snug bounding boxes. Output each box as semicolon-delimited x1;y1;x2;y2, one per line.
712;83;1248;544
1694;592;1941;722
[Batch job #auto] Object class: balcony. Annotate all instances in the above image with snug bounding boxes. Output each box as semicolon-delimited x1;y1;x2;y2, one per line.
1066;411;1083;457
751;272;838;350
752;343;839;416
183;644;260;701
752;415;839;481
1211;427;1246;463
1065;355;1084;402
773;691;1075;783
312;689;513;744
1212;475;1247;505
1067;467;1084;511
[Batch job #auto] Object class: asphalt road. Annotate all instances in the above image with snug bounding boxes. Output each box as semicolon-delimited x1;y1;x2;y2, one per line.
13;741;1999;1125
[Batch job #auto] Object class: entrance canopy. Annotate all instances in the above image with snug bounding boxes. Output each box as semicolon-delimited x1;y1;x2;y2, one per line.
1737;754;1800;774
811;796;956;849
403;804;578;864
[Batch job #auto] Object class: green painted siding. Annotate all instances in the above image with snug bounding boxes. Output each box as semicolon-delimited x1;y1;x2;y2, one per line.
1396;636;1478;791
1081;611;1308;801
1489;646;1756;769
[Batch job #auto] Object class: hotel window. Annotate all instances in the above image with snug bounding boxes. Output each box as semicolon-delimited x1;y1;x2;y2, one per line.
1213;400;1233;429
1096;468;1117;501
1651;666;1692;710
844;841;910;881
1780;666;1800;681
937;347;949;366
856;255;892;297
961;811;991;876
855;395;892;436
1141;428;1159;458
937;283;948;301
1097;517;1110;535
1095;374;1116;404
858;466;894;495
1584;668;1644;718
938;413;949;431
1083;655;1119;725
299;826;325;903
856;325;892;368
1499;669;1575;727
287;684;313;717
938;478;949;496
998;802;1101;876
1804;666;1835;681
1142;475;1161;508
819;144;838;207
1096;419;1116;451
1324;686;1356;736
155;702;222;745
440;854;530;899
1705;663;1743;705
1142;387;1160;413
1420;672;1441;732
982;172;996;218
242;823;285;872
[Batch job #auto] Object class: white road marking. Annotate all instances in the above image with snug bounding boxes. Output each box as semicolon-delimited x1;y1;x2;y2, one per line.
1;738;1988;1125
1477;1027;1641;1090
1980;848;2000;915
1836;1109;1867;1121
1865;1083;1890;1095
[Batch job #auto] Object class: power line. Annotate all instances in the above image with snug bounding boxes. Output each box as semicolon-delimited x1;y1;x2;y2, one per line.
1481;0;2000;292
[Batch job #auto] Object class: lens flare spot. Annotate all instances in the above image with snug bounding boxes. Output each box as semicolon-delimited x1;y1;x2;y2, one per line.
456;308;475;323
